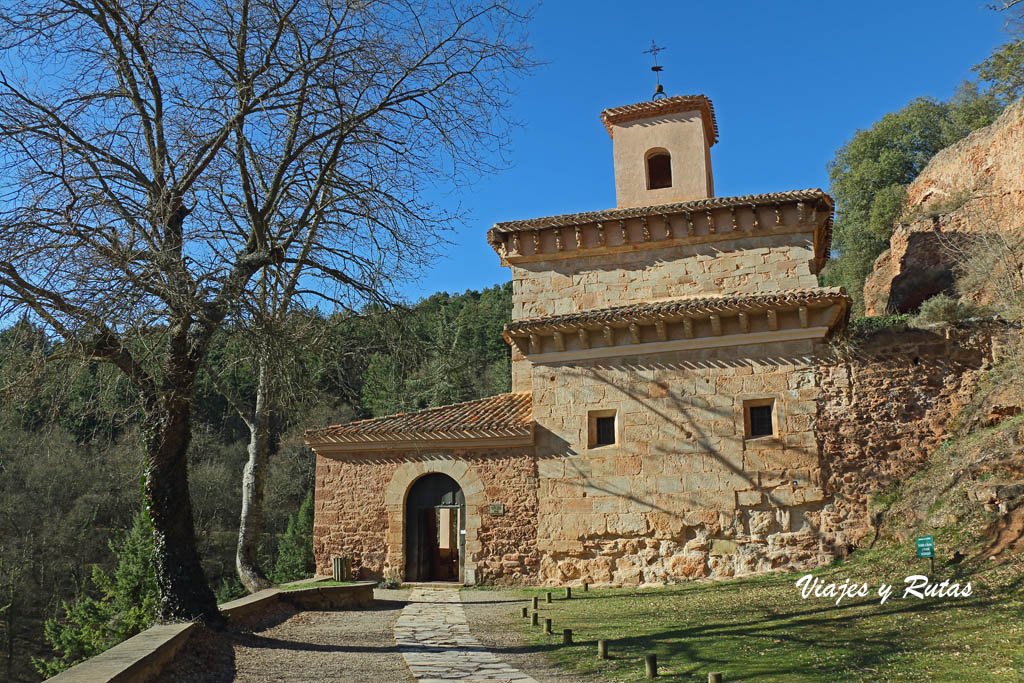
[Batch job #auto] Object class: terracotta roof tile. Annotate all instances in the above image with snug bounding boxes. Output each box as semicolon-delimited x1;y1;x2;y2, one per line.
505;288;848;336
488;189;832;234
600;95;719;145
304;392;532;448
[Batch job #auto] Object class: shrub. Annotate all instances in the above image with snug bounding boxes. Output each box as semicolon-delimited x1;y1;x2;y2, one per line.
910;294;980;327
847;314;913;338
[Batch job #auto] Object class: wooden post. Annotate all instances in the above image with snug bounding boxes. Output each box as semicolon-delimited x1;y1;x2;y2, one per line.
544;618;552;635
532;596;538;609
563;628;573;645
566;586;572;600
520;606;528;618
709;673;723;683
583;582;588;592
597;639;608;659
645;654;658;678
531;611;538;626
546;591;552;603
332;557;352;582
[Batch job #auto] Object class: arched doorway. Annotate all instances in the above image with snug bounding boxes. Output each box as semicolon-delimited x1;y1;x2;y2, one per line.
405;473;466;582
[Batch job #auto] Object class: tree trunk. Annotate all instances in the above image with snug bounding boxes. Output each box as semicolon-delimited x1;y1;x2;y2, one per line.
143;349;221;623
236;357;274;592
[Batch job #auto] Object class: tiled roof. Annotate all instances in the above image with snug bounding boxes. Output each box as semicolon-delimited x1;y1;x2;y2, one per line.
505;288;848;336
305;392;533;449
600;95;719;145
489;189;832;234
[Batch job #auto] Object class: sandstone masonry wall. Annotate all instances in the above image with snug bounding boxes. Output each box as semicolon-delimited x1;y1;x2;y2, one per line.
510;232;819;391
530;338;831;585
313;448;540;583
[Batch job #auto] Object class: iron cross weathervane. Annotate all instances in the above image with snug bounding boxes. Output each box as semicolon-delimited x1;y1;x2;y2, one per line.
643;40;667;100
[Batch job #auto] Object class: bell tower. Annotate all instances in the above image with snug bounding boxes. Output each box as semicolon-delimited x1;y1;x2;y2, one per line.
601;95;718;209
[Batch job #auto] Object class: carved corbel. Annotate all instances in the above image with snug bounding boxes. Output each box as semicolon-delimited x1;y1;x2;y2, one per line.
532;229;541;254
578;328;590;348
706;210;716;234
629;322;641;344
655;319;667;341
619;219;629;245
730;206;738;231
738;311;749;334
710;314;722;336
774;204;783;227
554;228;564;251
750;204;760;230
797;201;807;225
511;232;521;254
603;325;614;346
575;225;583;250
684;211;694;236
767;309;778;331
799;305;809;328
553;331;565;351
596;222;606;246
661;214;673;239
640;217;651;242
529;333;541;354
683;317;694;339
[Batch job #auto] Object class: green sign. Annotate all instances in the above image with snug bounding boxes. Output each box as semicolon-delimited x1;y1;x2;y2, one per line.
916;535;935;559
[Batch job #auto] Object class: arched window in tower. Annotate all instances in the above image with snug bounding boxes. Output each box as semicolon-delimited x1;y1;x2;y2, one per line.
646;150;672;190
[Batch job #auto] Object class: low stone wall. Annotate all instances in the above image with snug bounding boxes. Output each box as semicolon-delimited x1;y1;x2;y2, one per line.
46;580;376;683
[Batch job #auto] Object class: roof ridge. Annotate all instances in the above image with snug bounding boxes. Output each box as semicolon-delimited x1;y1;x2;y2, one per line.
489;189;831;233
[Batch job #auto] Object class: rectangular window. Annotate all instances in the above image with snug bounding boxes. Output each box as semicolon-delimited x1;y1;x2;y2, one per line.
749;405;773;437
588;409;618;448
596;416;616;445
743;398;776;439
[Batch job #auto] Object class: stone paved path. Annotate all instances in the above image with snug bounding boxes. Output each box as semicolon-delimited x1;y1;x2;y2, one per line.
395;587;538;683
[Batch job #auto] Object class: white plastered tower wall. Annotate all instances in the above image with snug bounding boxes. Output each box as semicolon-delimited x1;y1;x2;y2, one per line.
606;99;716;208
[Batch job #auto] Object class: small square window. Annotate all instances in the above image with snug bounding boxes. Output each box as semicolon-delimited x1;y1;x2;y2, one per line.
743;399;776;439
588;409;618;448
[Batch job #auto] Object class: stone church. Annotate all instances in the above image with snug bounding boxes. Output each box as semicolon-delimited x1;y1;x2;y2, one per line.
305;93;850;585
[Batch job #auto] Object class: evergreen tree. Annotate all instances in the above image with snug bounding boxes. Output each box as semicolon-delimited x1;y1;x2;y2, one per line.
33;506;158;677
272;492;316;584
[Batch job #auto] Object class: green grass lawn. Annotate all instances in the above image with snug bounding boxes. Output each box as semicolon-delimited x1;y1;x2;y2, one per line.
279;579;354;591
504;546;1023;681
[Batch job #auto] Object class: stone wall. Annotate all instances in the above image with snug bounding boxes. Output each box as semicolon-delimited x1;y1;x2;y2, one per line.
313;328;1001;588
816;326;997;551
313;448;540;584
510;231;819;391
530;338;832;585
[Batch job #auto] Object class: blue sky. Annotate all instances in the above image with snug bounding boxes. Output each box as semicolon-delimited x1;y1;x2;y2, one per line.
402;0;1014;301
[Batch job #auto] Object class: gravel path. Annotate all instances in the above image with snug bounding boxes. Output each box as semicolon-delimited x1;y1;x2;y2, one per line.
155;589;412;683
153;586;596;682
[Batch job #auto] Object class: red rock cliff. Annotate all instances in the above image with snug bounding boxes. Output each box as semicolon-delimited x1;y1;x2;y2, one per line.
864;98;1024;315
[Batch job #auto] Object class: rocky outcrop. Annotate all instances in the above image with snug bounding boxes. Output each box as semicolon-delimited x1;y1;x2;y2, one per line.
864;98;1024;315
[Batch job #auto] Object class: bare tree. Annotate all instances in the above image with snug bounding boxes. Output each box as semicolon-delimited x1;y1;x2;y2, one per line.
0;0;531;621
